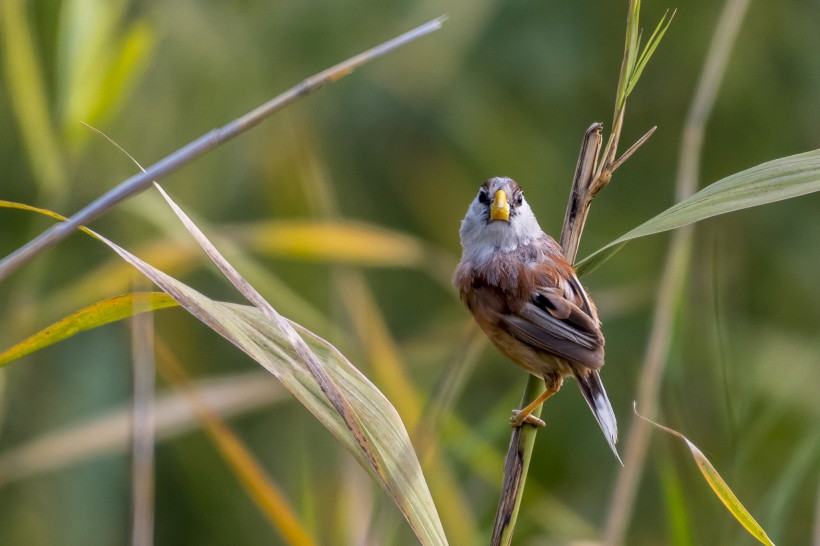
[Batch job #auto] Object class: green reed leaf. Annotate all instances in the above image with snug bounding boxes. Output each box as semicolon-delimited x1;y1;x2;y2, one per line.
577;148;820;275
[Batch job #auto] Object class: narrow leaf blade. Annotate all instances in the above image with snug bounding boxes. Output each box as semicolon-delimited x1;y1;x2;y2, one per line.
626;9;675;98
636;407;776;546
1;0;64;195
577;148;820;275
90;192;448;546
0;292;177;367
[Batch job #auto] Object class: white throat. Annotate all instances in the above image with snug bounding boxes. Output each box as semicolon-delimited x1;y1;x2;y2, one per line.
459;198;543;265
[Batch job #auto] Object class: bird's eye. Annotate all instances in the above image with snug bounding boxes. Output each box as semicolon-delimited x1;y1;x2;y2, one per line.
514;192;524;206
477;190;490;205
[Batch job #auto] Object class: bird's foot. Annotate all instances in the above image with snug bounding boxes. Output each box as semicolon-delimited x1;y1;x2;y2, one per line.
510;409;545;428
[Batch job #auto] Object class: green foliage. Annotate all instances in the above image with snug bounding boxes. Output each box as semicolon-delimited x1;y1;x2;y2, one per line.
56;0;156;145
577;148;820;275
622;6;675;106
0;292;177;367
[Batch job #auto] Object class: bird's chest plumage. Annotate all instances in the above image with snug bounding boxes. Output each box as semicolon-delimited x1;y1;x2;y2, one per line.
453;238;586;378
454;241;564;308
456;251;533;309
455;253;560;374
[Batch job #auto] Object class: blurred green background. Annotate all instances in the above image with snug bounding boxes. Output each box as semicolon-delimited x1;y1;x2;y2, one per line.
1;0;819;544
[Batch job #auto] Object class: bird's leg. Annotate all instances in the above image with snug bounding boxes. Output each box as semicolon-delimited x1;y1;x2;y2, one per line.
510;376;564;427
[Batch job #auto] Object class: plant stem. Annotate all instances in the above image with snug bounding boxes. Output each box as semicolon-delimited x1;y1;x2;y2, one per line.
491;376;548;545
491;124;607;546
130;299;155;546
561;124;604;262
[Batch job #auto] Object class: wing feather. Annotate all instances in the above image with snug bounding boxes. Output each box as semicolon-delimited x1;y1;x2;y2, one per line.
500;270;604;369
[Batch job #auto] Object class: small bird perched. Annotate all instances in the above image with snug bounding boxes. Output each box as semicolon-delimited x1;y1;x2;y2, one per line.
453;176;619;460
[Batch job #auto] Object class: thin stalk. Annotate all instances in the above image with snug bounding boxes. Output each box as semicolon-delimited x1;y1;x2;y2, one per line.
813;480;820;545
0;17;446;283
603;0;752;543
491;377;552;545
130;293;155;546
560;124;604;262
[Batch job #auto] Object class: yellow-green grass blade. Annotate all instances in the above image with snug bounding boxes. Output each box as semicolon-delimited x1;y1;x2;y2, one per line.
0;0;65;196
637;407;776;546
233;219;426;267
0;284;316;545
0;292;177;367
577;149;820;275
56;0;156;144
0;200;91;235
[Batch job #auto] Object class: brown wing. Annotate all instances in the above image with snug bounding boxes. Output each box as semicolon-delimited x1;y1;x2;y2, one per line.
499;268;605;370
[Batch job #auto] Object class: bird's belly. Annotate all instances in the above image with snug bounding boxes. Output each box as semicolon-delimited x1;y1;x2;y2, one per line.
481;324;572;379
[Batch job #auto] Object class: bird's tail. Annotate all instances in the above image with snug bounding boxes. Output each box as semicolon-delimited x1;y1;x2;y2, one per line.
574;370;622;464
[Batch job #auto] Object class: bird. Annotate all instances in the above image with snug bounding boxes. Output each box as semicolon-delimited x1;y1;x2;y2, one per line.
453;176;620;461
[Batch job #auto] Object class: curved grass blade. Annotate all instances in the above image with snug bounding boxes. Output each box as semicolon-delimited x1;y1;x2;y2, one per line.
0;200;100;240
137;279;447;545
635;405;776;546
149;183;446;544
1;200;70;224
577;148;820;275
0;292;177;367
92;190;447;545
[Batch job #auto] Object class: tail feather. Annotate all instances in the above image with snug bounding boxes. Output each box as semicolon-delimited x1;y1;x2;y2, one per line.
574;370;622;464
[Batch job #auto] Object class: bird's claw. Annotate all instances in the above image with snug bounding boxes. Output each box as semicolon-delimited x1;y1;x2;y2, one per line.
510;410;545;428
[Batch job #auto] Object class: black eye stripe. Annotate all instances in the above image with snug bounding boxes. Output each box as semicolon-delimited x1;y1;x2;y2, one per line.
476;186;522;207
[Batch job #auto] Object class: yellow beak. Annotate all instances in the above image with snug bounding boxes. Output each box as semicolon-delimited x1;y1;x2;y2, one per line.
490;190;510;222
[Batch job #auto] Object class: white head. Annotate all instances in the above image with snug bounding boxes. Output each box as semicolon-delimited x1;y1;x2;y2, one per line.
459;177;544;263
